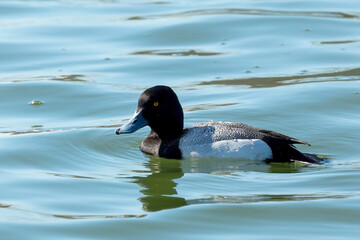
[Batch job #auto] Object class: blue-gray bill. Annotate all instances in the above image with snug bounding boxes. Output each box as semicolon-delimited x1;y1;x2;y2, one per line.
115;109;148;135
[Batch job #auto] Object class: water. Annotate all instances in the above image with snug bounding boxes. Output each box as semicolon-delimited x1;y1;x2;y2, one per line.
1;0;360;239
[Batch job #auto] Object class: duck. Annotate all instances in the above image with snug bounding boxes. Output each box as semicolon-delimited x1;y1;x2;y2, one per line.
115;85;325;163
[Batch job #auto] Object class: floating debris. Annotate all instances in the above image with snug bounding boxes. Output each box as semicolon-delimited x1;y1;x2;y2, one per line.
29;100;43;106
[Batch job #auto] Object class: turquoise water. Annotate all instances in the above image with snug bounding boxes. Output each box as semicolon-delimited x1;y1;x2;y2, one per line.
1;0;360;239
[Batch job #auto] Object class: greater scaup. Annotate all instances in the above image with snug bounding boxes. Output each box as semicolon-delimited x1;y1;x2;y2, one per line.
115;85;325;163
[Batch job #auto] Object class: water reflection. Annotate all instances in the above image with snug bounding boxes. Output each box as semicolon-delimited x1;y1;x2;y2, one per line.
0;123;122;135
132;156;312;212
127;8;360;21
1;204;145;221
2;74;87;83
183;102;238;112
199;67;360;88
52;213;146;220
131;49;223;57
187;193;350;205
313;39;360;45
51;74;87;82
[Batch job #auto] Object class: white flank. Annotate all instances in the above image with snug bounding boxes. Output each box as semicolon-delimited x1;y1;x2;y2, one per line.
180;139;272;161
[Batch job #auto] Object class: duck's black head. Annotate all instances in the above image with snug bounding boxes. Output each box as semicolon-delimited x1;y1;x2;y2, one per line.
115;85;184;140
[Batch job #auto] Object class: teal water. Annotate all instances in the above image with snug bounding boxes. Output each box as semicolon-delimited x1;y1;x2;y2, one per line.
1;0;360;239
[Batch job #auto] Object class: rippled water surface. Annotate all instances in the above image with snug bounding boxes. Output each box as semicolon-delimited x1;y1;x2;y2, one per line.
1;0;360;239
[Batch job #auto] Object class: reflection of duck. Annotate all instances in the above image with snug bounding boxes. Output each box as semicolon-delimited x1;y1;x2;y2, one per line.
131;156;187;212
180;157;303;174
132;156;306;212
116;85;325;163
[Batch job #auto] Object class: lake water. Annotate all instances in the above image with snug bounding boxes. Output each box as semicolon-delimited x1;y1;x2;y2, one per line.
1;0;360;239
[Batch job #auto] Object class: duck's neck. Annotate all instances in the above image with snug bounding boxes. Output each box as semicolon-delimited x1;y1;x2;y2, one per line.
150;124;183;141
149;116;183;141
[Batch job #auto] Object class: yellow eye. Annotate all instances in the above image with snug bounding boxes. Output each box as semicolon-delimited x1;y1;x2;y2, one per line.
153;102;159;107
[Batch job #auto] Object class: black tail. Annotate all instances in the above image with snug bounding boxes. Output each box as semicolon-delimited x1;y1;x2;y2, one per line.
295;152;327;164
266;141;326;164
